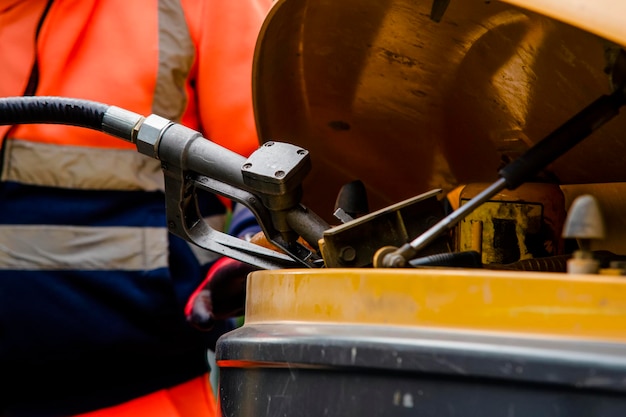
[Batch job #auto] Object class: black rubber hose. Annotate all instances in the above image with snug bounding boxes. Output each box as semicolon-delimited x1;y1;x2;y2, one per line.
409;251;482;269
0;96;109;131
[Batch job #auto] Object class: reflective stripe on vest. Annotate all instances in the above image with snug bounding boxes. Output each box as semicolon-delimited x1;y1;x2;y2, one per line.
1;138;164;191
0;224;168;271
154;0;195;121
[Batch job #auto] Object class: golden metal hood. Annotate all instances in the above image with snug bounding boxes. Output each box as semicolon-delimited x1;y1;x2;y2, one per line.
252;0;626;221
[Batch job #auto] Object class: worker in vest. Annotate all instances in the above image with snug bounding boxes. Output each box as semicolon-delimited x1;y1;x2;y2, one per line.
0;0;269;415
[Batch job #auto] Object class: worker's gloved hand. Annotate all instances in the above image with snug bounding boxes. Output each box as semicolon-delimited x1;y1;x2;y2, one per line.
185;257;259;331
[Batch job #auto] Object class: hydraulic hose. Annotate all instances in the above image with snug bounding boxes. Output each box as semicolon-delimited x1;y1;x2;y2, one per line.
0;96;144;143
0;96;108;129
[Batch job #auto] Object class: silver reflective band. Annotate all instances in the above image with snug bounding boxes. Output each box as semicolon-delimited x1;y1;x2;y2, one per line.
154;0;194;121
0;225;169;271
1;139;164;191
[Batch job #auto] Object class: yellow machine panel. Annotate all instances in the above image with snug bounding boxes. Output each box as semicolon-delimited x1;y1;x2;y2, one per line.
216;1;626;416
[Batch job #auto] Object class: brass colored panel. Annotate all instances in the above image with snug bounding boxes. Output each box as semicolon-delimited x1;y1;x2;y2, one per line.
457;182;566;264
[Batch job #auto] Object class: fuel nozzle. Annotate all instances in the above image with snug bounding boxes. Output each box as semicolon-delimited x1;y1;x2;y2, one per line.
241;141;328;250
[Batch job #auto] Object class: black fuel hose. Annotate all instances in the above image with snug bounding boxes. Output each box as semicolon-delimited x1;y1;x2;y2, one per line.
0;96;144;143
0;96;109;130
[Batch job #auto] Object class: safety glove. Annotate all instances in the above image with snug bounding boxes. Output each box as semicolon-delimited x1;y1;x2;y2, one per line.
185;256;260;331
183;225;284;330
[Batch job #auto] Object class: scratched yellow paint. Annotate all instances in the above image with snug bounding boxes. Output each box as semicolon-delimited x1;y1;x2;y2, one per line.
246;269;626;343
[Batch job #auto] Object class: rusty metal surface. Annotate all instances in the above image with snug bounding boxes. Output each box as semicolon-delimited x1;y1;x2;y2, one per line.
253;0;626;223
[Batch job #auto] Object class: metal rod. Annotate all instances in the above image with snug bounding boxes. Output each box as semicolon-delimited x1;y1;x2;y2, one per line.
380;178;507;267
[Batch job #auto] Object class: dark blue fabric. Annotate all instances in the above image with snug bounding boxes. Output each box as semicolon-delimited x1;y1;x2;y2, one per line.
229;202;262;238
0;268;234;416
0;182;226;227
0;181;247;416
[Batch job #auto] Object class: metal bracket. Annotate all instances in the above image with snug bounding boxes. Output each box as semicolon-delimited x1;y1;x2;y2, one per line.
321;189;449;268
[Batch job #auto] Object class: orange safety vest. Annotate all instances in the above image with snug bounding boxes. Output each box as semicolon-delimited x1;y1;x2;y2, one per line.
1;0;262;157
0;0;268;416
73;375;217;417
